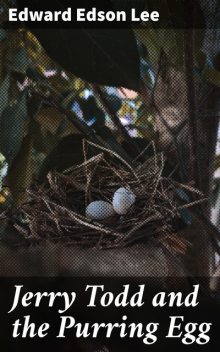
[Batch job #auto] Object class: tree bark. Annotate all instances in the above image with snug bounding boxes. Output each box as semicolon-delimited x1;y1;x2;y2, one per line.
154;1;220;278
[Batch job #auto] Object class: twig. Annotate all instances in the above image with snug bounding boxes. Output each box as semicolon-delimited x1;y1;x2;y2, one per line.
184;3;200;188
92;85;143;158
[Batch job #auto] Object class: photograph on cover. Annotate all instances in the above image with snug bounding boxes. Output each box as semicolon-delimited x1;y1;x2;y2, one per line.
0;0;220;351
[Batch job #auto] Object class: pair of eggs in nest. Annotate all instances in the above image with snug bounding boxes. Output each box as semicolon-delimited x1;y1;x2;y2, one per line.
86;187;136;220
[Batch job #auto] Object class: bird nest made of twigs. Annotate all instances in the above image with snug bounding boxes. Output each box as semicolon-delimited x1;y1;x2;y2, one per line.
13;140;201;251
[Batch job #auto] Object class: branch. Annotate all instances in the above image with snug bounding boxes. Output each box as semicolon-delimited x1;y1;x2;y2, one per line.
184;2;200;188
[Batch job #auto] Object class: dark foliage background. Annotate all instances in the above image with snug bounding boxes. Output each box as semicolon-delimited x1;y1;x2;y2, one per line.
0;0;220;281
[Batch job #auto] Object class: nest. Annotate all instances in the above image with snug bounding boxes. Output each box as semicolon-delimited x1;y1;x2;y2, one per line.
14;140;201;252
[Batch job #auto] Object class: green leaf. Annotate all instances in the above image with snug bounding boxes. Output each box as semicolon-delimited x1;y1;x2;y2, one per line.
214;155;220;170
136;28;184;70
204;68;220;88
8;47;29;74
0;93;28;162
31;28;140;91
0;74;10;116
0;29;7;41
8;133;33;206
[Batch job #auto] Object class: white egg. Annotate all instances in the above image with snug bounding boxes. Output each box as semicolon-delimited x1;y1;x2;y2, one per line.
112;187;136;215
86;201;115;220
